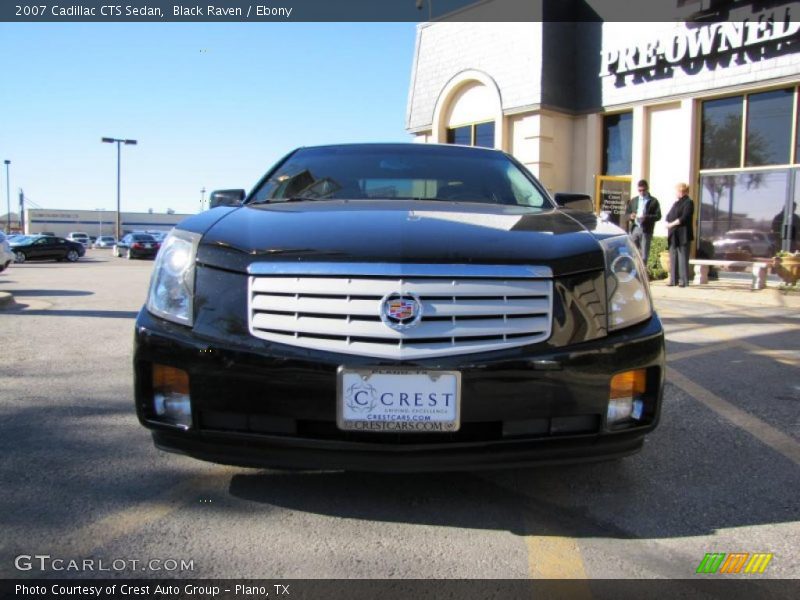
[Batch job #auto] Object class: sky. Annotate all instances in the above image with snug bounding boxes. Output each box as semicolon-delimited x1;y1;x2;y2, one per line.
0;22;417;215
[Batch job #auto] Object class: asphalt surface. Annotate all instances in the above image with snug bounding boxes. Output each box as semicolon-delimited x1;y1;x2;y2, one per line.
0;251;798;583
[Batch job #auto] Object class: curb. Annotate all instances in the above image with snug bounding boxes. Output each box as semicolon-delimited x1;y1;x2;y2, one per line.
650;281;800;309
0;291;14;308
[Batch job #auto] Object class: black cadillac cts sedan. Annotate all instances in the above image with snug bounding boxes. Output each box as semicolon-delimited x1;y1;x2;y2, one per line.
134;143;665;471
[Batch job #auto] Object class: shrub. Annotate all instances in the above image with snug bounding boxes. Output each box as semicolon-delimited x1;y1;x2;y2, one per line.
646;236;668;280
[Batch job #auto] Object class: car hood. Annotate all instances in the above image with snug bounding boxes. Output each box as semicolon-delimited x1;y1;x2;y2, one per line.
192;200;618;277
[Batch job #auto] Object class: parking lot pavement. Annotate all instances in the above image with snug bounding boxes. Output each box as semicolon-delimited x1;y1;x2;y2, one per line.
0;253;798;582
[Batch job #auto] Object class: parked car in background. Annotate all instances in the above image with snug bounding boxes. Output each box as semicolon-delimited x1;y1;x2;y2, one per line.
93;236;117;249
114;233;160;259
9;235;85;263
0;232;14;272
712;229;776;259
145;230;169;243
66;232;91;247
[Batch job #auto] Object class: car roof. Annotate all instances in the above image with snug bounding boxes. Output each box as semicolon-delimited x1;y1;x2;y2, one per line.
295;142;506;158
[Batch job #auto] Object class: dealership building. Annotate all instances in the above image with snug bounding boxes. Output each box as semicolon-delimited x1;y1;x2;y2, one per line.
406;1;800;255
24;209;192;238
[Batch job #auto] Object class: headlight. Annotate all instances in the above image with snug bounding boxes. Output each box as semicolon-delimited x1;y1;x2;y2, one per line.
146;229;201;326
600;235;653;331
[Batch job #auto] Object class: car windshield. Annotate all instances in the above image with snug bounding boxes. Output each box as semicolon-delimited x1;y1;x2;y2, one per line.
249;145;552;209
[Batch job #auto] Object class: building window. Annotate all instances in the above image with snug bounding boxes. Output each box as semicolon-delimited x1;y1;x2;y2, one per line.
701;96;743;170
746;89;793;167
446;121;495;148
698;87;800;258
701;88;795;169
602;112;632;175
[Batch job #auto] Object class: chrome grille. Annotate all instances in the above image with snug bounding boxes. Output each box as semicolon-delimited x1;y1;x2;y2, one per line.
247;263;553;359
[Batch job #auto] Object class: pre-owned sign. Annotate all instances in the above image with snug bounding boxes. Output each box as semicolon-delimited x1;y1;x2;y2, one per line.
601;13;800;77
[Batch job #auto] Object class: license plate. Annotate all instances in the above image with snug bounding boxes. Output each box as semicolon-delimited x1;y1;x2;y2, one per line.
337;367;461;433
144;243;152;248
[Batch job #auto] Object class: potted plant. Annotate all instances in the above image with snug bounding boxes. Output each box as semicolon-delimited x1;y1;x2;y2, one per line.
772;251;800;285
659;250;670;275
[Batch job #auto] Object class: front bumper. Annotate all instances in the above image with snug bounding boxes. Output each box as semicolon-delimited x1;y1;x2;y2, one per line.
134;306;665;472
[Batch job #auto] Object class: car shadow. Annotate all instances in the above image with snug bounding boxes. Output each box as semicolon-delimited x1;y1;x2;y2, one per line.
3;307;139;318
224;382;800;541
8;289;94;297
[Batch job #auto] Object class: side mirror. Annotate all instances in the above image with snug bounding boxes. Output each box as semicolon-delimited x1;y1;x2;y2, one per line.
209;189;245;208
554;192;594;213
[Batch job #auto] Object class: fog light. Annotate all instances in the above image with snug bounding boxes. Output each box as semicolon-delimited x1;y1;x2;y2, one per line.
154;392;192;428
607;369;646;427
152;364;192;429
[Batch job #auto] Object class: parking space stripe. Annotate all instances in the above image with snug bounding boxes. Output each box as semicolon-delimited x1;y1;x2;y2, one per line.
735;341;800;369
667;366;800;467
55;468;234;557
666;342;733;363
525;533;590;583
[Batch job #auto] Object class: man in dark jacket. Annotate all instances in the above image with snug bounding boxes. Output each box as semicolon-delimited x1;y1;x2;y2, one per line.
625;179;661;263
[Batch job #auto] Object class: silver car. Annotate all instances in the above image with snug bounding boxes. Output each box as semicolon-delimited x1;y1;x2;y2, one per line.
66;232;91;247
713;229;776;258
93;236;117;249
0;232;14;272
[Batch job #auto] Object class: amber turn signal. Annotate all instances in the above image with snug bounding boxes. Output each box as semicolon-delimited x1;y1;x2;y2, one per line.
153;364;190;394
609;369;646;400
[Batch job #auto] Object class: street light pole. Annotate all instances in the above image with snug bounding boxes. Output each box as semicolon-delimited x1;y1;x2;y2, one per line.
4;160;10;232
101;137;137;240
200;187;206;211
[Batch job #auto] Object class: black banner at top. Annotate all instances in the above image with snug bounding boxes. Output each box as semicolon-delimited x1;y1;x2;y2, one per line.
3;0;536;22
3;0;797;23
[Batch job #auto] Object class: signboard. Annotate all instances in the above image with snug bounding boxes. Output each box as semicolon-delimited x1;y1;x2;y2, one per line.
600;6;800;86
595;176;631;228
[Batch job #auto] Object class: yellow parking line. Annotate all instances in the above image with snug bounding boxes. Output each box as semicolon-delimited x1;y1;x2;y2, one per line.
666;342;732;363
525;534;589;581
667;366;800;467
56;468;234;557
735;341;800;369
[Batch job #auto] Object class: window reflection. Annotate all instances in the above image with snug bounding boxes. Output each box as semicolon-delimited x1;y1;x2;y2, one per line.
474;122;495;148
446;122;495;148
701;96;742;170
602;112;632;175
446;126;471;146
745;89;793;167
698;170;787;259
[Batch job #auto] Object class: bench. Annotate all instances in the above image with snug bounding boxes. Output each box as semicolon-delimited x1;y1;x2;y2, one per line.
688;259;769;290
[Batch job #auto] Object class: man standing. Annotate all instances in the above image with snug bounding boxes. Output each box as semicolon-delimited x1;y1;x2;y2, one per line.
625;179;662;263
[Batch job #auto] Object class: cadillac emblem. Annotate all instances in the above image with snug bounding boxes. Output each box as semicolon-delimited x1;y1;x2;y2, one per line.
380;292;423;331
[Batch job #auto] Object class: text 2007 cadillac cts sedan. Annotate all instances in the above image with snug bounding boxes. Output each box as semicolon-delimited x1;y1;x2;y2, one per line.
134;143;665;471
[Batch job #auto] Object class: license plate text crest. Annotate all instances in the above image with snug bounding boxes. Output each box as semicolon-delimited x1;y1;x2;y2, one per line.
337;367;461;433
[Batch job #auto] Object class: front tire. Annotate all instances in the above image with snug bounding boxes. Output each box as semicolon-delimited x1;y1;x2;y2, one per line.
14;251;26;264
0;260;8;272
66;249;79;262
